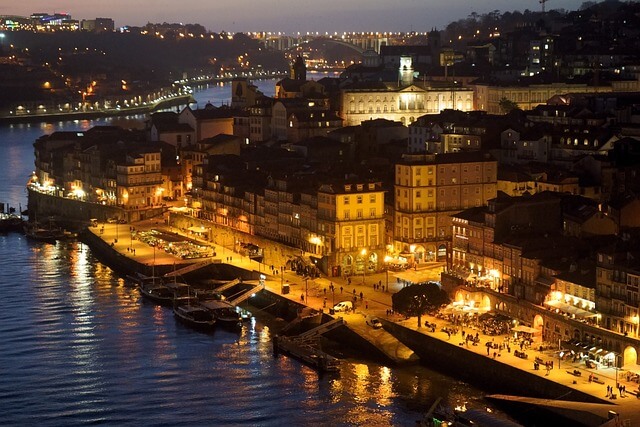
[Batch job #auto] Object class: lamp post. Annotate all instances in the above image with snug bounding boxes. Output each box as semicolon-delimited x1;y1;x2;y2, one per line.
384;255;393;289
304;276;309;304
558;338;561;370
361;249;367;285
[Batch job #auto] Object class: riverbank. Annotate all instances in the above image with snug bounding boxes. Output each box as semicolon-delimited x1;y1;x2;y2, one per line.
81;216;640;425
0;94;194;126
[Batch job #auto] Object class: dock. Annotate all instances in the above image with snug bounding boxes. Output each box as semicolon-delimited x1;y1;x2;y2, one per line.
273;318;345;372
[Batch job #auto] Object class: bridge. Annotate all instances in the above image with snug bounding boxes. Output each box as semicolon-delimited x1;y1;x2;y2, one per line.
259;33;389;54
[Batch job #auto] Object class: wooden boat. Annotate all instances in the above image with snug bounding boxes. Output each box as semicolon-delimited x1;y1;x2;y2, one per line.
23;222;65;243
138;279;175;306
173;303;217;332
199;300;242;328
273;335;340;372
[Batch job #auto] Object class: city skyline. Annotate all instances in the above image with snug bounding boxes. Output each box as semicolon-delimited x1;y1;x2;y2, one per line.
4;0;588;33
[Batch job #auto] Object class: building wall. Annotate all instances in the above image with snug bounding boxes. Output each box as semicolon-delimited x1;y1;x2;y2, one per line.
341;87;474;126
394;154;497;263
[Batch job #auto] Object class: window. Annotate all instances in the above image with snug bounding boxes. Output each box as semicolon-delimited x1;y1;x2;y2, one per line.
344;197;350;205
370;208;376;217
357;196;363;204
370;195;376;203
344;211;350;219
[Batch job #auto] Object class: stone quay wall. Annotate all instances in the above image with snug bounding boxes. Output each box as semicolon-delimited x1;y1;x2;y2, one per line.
383;320;609;404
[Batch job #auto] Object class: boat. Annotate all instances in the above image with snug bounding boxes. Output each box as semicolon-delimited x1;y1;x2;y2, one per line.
199;299;242;328
138;279;175;306
173;302;217;332
273;335;340;372
23;222;65;243
0;212;24;232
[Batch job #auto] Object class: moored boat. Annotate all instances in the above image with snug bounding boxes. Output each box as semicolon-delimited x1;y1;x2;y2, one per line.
0;213;24;232
23;222;65;243
173;303;217;332
200;300;242;328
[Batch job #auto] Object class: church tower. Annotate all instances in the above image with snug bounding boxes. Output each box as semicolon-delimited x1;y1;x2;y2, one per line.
291;55;307;81
399;55;414;86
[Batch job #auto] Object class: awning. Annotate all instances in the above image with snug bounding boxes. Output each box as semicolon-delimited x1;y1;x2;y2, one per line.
512;325;540;334
544;300;598;319
187;226;208;234
393;270;440;285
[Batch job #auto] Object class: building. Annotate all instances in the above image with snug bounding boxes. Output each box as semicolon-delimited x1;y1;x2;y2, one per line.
394;152;497;264
317;181;386;278
595;233;640;338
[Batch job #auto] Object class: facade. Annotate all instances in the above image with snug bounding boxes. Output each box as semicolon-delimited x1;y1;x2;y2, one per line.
596;236;640;338
179;105;236;142
472;80;639;115
341;83;474;126
317;182;386;278
394;152;497;264
116;149;163;208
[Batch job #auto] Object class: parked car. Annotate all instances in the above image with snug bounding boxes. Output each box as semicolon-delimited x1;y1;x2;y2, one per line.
367;317;382;329
107;217;118;224
333;301;353;312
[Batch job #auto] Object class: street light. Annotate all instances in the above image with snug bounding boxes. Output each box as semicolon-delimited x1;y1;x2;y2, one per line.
384;255;393;289
361;249;367;285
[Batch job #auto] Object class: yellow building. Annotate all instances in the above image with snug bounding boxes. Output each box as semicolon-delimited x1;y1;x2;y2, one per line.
116;149;163;208
394;152;497;264
317;181;386;278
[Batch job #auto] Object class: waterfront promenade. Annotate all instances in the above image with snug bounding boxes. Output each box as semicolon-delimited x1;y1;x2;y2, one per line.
94;219;640;426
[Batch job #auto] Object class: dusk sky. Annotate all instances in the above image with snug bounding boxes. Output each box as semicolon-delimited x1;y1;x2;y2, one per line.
5;0;588;33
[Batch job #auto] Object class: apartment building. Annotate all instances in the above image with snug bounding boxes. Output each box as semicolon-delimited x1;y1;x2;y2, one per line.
394;152;497;264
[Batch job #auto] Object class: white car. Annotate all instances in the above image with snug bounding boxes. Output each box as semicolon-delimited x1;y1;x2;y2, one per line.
367;317;383;329
333;301;353;312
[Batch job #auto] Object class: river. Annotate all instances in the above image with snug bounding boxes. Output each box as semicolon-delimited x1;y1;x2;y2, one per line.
0;76;498;426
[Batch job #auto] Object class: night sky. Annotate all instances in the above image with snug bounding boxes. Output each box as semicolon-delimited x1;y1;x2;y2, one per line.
5;0;588;33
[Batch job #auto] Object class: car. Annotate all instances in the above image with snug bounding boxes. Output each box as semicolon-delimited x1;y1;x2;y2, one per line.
107;217;118;224
367;317;383;329
333;301;353;313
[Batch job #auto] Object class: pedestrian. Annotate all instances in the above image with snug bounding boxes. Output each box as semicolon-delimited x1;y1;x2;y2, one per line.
353;289;356;296
324;288;327;295
300;293;304;302
340;286;343;294
365;301;368;309
359;291;363;300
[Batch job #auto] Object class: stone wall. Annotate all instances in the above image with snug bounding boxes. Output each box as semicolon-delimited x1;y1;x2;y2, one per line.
384;320;609;403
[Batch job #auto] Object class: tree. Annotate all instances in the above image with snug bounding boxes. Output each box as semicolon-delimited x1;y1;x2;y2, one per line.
392;282;449;328
498;97;520;114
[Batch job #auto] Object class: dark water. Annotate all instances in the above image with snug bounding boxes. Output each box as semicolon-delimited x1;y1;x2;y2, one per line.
0;78;498;426
0;234;487;426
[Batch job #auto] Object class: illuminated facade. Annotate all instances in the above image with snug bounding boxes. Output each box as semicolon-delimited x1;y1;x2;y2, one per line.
341;83;474;126
471;79;639;114
317;182;386;277
116;149;163;207
596;241;640;338
395;152;497;264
